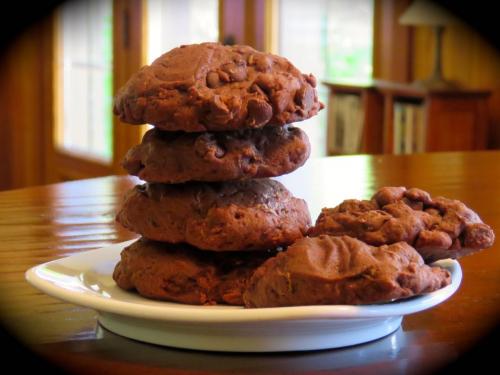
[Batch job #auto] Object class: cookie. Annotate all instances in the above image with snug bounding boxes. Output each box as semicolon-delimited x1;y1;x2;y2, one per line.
123;125;310;183
308;187;495;262
116;179;311;251
243;235;451;308
113;42;323;132
113;238;276;305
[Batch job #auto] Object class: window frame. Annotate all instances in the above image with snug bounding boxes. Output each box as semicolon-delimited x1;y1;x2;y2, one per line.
51;0;147;182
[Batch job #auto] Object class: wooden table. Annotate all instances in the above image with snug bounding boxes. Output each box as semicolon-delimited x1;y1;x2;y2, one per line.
1;151;499;374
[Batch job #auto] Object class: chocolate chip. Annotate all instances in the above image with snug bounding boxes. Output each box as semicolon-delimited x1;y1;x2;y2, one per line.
218;70;231;82
294;86;315;111
248;83;266;97
246;98;273;128
230;67;247;82
206;71;221;88
221;62;247;82
254;74;274;95
271;91;290;113
254;55;271;72
206;95;233;125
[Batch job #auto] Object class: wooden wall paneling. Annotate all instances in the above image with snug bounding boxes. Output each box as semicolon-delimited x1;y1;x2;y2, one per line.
112;0;148;174
0;60;12;190
262;0;279;54
412;26;433;82
6;34;42;188
218;0;225;43
251;0;278;53
40;14;57;185
413;23;500;148
0;19;54;190
361;89;384;154
219;0;275;52
476;97;491;149
373;0;412;83
426;99;474;151
219;0;245;44
243;0;257;48
0;50;12;190
487;91;500;148
53;152;113;181
246;0;280;52
425;95;489;151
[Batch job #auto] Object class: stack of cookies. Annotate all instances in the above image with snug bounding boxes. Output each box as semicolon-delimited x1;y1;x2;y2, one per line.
112;43;494;308
112;42;323;305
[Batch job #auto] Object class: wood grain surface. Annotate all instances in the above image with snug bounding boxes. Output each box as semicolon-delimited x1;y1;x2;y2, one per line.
0;152;499;374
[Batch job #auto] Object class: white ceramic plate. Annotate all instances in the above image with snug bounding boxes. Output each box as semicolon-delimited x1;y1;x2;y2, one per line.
26;240;462;352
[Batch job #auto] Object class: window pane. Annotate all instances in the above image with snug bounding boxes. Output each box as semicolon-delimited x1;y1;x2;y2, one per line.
58;0;113;162
279;0;373;156
325;0;373;82
147;0;219;64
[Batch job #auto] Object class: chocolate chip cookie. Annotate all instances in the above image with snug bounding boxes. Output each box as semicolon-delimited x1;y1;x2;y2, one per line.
116;179;311;251
123;125;310;183
308;187;495;262
113;43;323;132
113;238;276;305
243;235;451;307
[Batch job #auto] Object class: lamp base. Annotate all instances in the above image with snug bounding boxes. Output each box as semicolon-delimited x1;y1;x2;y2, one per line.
409;26;461;91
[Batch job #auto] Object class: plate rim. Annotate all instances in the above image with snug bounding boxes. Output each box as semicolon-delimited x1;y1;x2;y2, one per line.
25;240;463;323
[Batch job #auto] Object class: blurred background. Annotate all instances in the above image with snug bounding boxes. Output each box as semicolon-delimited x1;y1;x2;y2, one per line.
0;0;498;191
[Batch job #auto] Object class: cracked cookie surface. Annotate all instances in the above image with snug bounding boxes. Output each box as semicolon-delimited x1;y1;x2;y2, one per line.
113;238;276;305
113;43;323;131
123;125;310;183
116;179;311;251
308;187;495;262
243;235;451;307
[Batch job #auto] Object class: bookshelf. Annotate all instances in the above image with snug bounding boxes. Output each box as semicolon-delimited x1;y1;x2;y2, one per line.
323;82;384;155
323;80;491;155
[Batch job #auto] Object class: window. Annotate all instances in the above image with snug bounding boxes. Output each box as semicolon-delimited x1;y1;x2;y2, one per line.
56;0;113;162
53;0;218;180
147;0;219;64
279;0;373;156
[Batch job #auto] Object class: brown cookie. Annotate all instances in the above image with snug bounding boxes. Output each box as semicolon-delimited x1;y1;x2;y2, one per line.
243;235;451;308
308;187;495;262
123;125;310;183
113;43;324;132
116;179;311;251
113;238;276;305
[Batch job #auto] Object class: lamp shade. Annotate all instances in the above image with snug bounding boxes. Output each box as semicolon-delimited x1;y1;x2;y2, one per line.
399;0;459;26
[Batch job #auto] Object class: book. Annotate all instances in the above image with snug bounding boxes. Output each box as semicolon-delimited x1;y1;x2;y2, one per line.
415;104;426;152
393;102;425;154
327;93;363;155
393;102;404;154
405;105;414;154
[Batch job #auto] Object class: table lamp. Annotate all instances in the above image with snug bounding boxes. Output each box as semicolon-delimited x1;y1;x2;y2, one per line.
399;0;460;89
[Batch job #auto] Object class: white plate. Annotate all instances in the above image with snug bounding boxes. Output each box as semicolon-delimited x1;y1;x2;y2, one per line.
26;240;462;352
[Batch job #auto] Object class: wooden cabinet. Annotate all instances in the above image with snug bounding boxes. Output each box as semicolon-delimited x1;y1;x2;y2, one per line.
324;82;384;155
323;80;491;155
